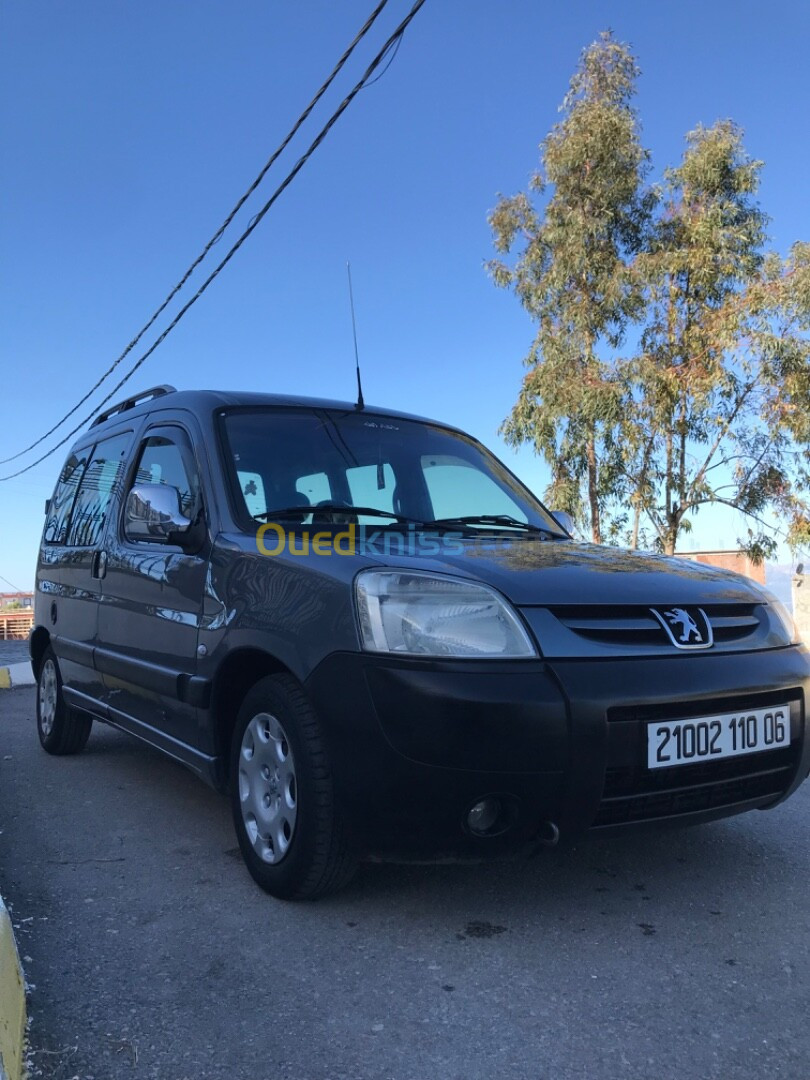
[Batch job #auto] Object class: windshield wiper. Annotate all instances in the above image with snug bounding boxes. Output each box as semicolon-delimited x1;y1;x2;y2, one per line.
253;507;566;538
253;504;420;524
427;514;566;539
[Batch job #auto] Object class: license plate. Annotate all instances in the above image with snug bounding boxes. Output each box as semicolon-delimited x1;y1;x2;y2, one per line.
647;704;791;770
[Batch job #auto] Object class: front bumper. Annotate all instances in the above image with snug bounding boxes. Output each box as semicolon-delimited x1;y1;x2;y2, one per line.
304;646;810;857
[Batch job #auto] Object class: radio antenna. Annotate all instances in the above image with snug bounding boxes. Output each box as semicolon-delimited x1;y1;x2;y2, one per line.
347;261;364;410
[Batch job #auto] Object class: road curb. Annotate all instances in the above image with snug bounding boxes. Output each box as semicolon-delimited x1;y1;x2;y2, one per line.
0;665;34;691
0;895;26;1080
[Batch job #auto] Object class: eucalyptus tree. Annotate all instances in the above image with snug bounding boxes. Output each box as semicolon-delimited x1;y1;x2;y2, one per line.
488;31;653;543
625;122;810;558
490;34;810;558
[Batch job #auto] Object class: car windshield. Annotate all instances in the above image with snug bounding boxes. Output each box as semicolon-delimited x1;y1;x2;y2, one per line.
220;407;562;534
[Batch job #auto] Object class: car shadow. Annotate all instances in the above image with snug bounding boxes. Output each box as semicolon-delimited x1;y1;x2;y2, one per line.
72;717;802;930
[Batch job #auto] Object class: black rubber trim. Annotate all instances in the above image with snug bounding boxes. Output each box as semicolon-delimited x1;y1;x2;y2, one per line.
95;647;211;707
53;636;94;666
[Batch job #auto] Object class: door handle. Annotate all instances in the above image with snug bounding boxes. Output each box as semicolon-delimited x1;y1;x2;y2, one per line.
92;550;108;579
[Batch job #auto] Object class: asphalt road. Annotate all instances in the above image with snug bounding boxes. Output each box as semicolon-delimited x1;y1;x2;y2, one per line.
1;687;808;1080
0;640;29;667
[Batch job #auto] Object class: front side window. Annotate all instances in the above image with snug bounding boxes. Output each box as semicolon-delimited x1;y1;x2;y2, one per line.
131;431;200;523
65;433;132;547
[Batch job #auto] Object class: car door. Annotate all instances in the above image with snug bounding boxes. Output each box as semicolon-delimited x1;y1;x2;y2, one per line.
42;430;133;710
96;420;211;752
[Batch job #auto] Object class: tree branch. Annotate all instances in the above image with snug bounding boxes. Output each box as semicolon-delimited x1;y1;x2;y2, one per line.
685;377;759;508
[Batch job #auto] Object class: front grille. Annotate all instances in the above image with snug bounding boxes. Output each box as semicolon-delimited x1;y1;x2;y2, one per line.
551;604;761;648
592;690;803;828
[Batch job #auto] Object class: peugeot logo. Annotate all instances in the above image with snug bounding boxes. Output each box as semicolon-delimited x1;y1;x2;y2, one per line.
650;606;713;650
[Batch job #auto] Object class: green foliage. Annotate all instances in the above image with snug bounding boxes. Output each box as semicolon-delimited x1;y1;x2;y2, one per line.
489;33;810;558
488;31;652;543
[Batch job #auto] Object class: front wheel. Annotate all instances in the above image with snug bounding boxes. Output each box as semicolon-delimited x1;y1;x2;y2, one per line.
36;647;93;755
230;674;356;900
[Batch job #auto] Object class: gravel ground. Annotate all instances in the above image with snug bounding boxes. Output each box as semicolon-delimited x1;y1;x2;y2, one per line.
1;686;809;1080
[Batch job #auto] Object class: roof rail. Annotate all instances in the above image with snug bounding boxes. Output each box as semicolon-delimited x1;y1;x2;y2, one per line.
91;385;177;427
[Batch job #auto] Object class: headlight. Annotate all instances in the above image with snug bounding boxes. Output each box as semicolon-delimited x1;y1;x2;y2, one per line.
355;570;537;658
760;587;800;645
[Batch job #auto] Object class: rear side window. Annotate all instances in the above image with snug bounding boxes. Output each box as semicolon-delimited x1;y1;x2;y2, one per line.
346;463;395;513
295;471;331;506
421;454;528;522
237;471;266;519
66;433;132;547
44;449;90;544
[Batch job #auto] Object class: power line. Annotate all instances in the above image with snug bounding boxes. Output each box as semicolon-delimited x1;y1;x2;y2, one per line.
0;0;391;467
0;0;426;483
360;31;403;88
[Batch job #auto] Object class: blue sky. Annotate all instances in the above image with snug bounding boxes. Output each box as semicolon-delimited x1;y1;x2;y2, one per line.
2;0;809;590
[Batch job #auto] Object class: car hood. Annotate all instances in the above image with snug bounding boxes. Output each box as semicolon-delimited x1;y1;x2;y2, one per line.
364;538;767;608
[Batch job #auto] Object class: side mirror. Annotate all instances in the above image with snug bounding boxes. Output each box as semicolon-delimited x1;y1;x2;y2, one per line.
125;483;191;544
551;510;575;536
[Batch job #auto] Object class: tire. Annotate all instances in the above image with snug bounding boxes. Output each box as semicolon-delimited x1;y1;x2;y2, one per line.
229;673;356;900
36;646;93;755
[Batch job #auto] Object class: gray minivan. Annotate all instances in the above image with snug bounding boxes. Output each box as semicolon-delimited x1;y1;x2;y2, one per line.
32;386;810;898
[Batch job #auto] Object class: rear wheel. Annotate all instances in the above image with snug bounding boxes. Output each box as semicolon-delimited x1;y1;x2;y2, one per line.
36;647;93;755
230;673;355;900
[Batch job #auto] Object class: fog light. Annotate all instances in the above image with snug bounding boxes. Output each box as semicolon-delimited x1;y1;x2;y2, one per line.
467;797;502;836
